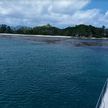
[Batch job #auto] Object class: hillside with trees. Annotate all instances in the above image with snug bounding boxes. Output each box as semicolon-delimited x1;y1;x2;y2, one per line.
0;24;108;38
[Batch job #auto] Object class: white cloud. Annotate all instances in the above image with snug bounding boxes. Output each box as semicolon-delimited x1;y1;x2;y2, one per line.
0;0;108;27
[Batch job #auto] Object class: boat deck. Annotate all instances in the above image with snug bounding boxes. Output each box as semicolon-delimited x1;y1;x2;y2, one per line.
100;83;108;108
96;79;108;108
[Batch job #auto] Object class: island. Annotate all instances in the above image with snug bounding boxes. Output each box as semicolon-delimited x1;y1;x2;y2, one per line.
0;24;108;38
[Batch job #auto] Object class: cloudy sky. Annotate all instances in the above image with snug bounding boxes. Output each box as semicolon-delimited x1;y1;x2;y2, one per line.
0;0;108;27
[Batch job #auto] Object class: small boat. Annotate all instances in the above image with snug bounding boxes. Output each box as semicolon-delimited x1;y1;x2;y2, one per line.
96;79;108;108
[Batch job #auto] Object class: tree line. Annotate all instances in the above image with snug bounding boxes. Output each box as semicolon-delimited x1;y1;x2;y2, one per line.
0;24;108;38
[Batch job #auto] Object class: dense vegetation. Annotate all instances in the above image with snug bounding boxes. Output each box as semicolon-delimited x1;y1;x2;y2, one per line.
0;24;108;38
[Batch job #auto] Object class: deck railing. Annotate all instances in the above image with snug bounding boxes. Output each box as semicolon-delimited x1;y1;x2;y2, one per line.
96;79;108;108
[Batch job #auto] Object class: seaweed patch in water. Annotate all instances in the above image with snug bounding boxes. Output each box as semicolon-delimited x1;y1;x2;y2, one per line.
75;42;108;47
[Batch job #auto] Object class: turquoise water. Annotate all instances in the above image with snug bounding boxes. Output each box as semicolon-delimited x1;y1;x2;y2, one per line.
0;36;108;108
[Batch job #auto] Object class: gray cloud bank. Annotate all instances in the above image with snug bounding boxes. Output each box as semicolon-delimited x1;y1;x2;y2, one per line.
0;0;108;27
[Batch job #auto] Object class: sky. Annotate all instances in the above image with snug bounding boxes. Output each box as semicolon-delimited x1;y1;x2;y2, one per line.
0;0;108;28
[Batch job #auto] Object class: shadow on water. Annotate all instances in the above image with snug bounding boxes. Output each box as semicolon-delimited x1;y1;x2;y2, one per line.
22;36;66;44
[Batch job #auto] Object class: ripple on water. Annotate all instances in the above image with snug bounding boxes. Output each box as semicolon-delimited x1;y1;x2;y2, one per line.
0;36;108;108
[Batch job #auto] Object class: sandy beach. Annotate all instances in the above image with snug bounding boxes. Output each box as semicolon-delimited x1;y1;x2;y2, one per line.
0;33;72;38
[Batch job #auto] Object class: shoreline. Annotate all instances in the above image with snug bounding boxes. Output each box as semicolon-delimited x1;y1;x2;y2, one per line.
0;33;71;39
0;33;108;40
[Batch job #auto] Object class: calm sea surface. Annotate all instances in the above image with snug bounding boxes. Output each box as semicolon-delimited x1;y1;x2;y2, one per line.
0;35;108;108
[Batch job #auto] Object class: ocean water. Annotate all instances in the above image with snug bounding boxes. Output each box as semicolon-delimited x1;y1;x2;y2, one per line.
0;36;108;108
